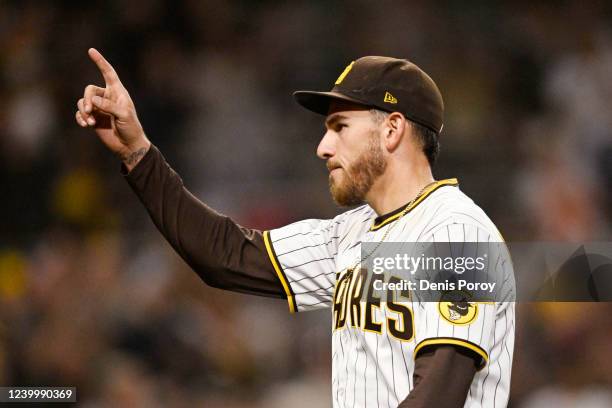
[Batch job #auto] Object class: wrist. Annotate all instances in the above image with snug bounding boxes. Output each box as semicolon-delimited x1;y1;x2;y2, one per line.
121;139;151;172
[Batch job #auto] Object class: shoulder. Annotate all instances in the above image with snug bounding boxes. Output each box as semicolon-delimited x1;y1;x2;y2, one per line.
270;204;374;239
337;204;375;223
333;204;376;235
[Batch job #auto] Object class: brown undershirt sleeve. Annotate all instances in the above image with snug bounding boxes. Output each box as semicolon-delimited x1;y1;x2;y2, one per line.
397;345;478;408
123;144;285;298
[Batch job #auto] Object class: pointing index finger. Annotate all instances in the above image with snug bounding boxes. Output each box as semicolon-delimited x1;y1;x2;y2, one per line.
88;48;121;86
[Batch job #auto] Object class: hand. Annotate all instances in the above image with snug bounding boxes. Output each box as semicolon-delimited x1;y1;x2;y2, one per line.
75;48;151;171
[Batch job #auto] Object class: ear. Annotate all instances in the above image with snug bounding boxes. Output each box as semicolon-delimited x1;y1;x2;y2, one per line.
382;112;407;152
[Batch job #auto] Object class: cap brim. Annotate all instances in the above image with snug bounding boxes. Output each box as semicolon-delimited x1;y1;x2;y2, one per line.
293;91;370;116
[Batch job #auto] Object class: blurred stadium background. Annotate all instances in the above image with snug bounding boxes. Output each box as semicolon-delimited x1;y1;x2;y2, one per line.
1;0;612;406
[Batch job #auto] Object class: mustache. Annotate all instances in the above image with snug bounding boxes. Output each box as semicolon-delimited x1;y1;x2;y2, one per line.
326;161;342;171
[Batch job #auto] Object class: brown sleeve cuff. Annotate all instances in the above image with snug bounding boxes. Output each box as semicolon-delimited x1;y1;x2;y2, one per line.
414;337;488;371
121;144;160;178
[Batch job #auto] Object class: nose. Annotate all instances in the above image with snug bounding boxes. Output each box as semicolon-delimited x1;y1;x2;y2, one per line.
317;130;336;160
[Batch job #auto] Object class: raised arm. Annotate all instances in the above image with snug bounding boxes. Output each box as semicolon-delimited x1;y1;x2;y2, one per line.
75;49;284;298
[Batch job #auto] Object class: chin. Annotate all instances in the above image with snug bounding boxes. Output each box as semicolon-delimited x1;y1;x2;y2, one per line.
329;180;364;207
329;172;345;192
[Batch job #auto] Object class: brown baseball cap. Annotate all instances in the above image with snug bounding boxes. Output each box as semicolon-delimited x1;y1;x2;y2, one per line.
294;56;444;133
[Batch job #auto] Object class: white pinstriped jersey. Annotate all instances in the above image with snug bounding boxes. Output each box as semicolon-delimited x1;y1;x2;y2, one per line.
264;179;515;408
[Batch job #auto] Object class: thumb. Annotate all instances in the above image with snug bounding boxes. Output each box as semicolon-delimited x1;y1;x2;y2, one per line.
92;95;125;118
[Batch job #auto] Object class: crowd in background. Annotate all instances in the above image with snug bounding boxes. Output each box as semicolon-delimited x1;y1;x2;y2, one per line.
1;0;612;406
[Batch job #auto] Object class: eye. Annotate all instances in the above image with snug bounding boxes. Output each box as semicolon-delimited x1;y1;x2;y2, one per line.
335;123;348;132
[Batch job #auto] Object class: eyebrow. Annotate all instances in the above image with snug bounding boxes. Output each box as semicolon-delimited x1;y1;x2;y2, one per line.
325;114;348;129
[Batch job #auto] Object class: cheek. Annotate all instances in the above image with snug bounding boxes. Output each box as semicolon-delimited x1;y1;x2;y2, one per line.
336;141;359;166
348;128;376;154
335;125;376;165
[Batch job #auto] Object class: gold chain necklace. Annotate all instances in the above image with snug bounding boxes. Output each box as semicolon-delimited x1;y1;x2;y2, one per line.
346;180;437;276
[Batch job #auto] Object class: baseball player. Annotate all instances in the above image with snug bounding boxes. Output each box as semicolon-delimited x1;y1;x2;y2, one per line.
76;48;514;407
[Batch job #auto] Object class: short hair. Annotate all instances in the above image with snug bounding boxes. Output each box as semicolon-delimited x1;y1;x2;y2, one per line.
369;109;440;167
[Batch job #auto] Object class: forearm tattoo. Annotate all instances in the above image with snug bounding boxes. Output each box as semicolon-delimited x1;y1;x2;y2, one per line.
122;147;148;166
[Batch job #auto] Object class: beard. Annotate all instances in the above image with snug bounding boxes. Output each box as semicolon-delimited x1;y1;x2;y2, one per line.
329;131;387;206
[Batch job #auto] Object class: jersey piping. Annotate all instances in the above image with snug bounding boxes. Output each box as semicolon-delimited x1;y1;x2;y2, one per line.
370;178;459;231
264;230;297;312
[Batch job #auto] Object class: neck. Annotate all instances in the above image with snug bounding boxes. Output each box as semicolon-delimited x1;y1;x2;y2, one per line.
365;161;434;215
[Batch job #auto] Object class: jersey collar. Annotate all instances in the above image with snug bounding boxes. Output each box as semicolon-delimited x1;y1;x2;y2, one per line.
370;178;459;231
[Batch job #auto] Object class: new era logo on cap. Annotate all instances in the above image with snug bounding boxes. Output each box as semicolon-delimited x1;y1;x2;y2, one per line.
383;92;397;104
293;56;444;133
